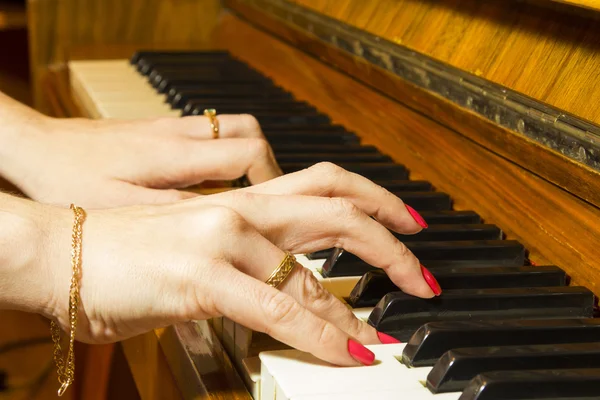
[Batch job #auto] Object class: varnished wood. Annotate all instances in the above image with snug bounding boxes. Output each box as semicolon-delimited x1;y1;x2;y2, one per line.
551;0;600;11
26;0;222;114
210;13;600;295
286;0;600;127
0;0;26;30
228;0;600;211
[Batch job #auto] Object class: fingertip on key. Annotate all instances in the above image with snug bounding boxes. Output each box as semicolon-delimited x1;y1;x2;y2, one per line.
347;339;375;365
421;264;442;296
405;204;428;228
377;331;401;344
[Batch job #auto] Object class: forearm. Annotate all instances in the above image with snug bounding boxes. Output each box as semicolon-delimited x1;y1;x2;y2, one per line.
0;192;55;317
0;91;52;194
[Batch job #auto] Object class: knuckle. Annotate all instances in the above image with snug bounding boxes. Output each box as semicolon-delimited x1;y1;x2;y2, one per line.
310;161;344;178
298;267;331;305
329;197;361;219
239;114;262;135
197;205;247;236
261;290;301;326
248;137;272;157
316;320;338;348
395;241;412;258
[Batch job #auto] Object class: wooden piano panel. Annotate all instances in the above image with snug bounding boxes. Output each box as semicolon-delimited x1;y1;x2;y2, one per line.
209;13;600;294
27;0;222;114
287;0;600;126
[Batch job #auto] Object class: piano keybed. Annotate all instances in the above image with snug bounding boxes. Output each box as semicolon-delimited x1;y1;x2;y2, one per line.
68;51;600;400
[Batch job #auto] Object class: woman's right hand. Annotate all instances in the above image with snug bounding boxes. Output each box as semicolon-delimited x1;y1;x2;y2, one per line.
43;163;439;367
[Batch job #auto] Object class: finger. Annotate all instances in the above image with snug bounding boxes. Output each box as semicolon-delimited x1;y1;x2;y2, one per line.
241;162;427;234
202;192;435;298
221;223;382;346
133;114;266;140
210;267;374;366
154;138;282;186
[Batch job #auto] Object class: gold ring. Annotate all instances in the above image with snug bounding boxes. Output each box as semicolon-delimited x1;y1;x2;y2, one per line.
204;108;219;138
265;252;297;288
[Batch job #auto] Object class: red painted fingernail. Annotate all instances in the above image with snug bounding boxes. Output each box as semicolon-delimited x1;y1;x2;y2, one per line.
347;339;375;365
377;331;401;344
421;264;442;296
405;205;428;228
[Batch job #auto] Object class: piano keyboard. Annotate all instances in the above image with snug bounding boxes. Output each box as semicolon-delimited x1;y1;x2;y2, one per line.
69;51;600;400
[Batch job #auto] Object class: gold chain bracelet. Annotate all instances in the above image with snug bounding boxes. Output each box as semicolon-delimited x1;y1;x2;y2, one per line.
50;204;86;396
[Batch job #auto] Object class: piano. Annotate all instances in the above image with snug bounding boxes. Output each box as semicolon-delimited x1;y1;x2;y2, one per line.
29;0;600;398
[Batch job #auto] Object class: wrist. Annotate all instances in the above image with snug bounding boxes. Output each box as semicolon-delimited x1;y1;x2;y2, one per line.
0;105;52;192
0;195;62;318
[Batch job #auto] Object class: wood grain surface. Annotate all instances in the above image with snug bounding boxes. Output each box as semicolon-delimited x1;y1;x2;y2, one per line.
27;0;222;113
212;13;600;295
227;0;600;220
286;0;600;126
550;0;600;11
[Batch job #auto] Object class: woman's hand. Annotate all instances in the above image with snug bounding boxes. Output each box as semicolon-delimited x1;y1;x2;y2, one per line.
0;112;282;208
43;164;437;367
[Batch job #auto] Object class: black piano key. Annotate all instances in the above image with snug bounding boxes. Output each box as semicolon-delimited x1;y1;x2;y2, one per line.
280;163;409;180
157;76;271;93
305;215;485;259
171;88;294;107
459;369;600;400
418;210;481;224
263;132;360;145
252;114;333;125
427;342;600;393
275;153;392;164
269;144;381;154
404;317;600;367
321;241;526;277
368;287;595;341
131;51;234;73
387;192;452;211
375;180;434;191
182;105;320;116
168;82;287;97
260;124;351;133
395;224;501;241
149;66;263;86
348;265;566;308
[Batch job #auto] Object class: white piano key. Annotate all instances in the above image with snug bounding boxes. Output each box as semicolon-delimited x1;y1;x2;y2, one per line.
242;357;261;399
68;59;179;119
259;344;439;399
291;391;461;400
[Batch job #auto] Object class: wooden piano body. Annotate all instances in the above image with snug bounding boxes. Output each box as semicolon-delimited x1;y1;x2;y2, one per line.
27;0;600;398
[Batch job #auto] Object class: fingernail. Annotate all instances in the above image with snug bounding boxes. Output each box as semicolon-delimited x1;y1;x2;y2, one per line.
377;331;401;344
347;339;375;365
421;264;442;296
405;205;428;228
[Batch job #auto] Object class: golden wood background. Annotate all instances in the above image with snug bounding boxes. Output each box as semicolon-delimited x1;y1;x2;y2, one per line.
27;0;222;113
289;0;600;126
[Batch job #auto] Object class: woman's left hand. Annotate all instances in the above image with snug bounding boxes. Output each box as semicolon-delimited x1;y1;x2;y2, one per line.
0;113;282;208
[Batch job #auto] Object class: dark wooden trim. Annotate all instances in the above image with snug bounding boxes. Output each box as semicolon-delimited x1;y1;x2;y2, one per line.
224;0;600;209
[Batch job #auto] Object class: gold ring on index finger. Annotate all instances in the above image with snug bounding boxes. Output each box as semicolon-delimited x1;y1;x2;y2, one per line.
265;252;297;288
204;108;219;138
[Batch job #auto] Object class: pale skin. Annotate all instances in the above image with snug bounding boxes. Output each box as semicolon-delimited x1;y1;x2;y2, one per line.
0;91;438;367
